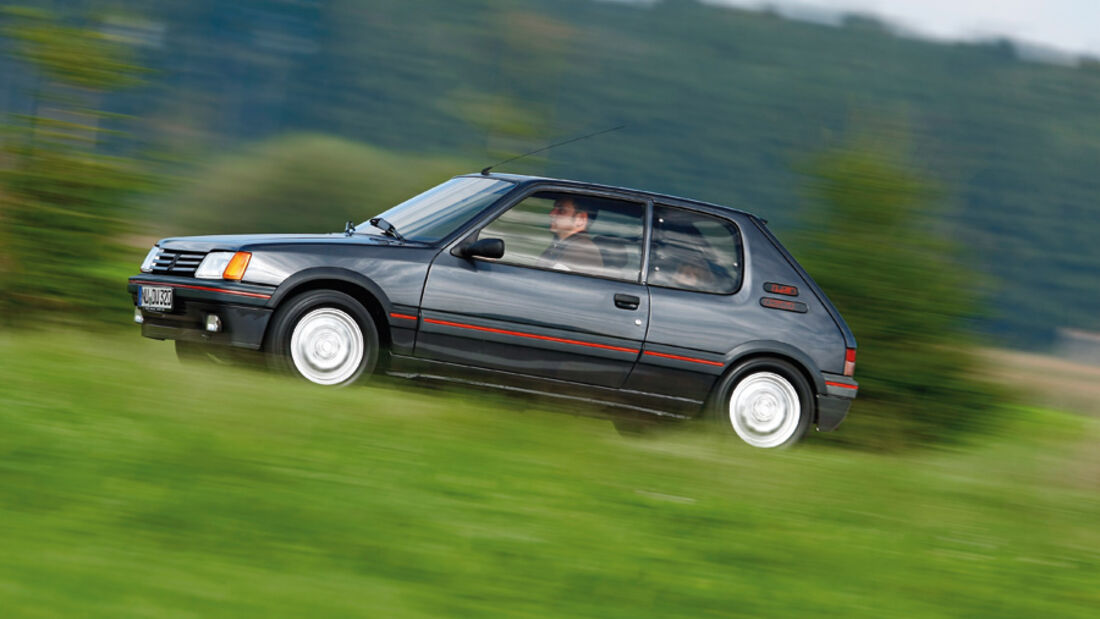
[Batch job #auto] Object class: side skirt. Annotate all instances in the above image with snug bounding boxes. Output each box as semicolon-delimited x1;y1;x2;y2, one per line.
386;354;700;421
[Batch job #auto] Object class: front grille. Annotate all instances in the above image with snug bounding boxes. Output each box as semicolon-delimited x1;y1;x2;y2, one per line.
150;249;206;276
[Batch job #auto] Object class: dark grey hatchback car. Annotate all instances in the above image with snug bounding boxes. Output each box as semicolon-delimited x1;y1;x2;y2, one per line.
129;173;858;448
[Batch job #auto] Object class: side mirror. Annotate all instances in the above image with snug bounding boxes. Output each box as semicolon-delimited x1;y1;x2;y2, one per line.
461;238;505;260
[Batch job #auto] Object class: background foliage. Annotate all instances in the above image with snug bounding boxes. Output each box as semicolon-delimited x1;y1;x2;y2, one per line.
3;0;1098;346
793;135;1001;447
167;134;469;235
0;6;152;325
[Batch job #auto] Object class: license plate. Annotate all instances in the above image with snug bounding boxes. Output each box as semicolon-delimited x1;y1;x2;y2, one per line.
139;286;173;310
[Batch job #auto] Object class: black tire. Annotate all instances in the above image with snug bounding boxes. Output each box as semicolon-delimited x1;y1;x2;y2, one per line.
709;358;813;448
264;290;380;386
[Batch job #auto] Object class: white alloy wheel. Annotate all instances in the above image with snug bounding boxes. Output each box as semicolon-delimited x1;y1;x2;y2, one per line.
289;307;364;385
728;371;802;448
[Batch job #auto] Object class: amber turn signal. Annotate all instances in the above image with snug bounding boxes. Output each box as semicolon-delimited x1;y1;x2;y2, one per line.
222;251;252;280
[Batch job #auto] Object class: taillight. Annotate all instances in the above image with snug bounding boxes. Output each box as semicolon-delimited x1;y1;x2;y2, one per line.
844;348;857;377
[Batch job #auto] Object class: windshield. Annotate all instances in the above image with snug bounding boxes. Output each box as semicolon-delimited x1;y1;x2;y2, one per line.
360;177;515;243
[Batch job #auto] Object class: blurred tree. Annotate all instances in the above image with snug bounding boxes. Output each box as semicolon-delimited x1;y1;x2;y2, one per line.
166;133;471;235
793;136;1001;448
0;6;153;325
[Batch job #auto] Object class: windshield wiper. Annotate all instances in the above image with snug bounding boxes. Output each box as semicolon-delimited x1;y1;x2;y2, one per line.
367;217;407;242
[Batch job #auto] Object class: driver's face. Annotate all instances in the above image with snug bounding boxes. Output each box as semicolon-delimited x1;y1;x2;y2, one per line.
549;199;581;238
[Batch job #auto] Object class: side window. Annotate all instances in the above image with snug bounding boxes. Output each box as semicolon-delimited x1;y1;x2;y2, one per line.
478;191;645;281
648;205;743;294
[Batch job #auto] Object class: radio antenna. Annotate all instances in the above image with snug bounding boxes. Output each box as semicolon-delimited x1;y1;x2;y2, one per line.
480;124;626;175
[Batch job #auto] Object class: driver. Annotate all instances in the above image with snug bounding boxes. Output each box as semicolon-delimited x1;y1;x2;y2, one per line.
538;196;603;272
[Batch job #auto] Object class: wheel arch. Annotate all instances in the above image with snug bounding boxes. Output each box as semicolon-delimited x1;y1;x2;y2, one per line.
709;342;825;422
265;268;393;351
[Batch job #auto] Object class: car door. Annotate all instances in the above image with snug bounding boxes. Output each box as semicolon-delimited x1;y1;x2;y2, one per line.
416;189;649;388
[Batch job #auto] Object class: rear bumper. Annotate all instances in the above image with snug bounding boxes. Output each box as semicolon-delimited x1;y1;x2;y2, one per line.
815;395;851;432
128;276;275;349
816;372;857;432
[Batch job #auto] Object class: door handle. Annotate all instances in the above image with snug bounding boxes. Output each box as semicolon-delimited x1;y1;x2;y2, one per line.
614;293;640;310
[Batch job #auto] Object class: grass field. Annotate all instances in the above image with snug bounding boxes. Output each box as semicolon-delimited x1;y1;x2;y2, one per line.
1;330;1098;617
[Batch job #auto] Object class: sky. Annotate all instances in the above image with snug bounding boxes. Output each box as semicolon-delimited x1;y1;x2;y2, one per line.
705;0;1100;58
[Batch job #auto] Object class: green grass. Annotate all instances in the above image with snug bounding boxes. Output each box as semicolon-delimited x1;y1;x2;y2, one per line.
1;330;1097;617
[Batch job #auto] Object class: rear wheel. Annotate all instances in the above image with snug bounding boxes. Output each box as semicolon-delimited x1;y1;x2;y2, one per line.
265;290;379;386
711;358;812;448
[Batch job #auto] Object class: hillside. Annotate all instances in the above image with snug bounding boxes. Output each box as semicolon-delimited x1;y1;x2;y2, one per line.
1;0;1097;347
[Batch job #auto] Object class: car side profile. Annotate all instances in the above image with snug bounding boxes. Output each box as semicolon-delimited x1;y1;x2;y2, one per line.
128;173;858;448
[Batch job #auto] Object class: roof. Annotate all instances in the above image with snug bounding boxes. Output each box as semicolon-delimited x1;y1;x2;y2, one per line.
460;172;760;221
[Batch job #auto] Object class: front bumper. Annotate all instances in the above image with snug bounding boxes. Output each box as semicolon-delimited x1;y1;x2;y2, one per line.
128;276;275;349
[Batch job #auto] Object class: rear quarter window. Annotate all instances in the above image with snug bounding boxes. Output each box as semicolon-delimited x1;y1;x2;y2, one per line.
648;205;743;294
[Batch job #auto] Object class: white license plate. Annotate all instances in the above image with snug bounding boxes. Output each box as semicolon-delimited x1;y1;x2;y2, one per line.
139;286;173;310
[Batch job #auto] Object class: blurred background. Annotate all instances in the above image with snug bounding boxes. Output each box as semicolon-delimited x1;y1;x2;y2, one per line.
0;1;1097;616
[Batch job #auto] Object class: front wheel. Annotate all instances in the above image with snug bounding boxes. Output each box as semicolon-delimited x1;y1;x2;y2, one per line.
265;290;379;386
711;358;812;448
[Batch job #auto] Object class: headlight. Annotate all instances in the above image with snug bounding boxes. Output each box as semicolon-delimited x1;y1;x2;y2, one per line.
140;246;159;273
195;251;252;280
194;252;234;279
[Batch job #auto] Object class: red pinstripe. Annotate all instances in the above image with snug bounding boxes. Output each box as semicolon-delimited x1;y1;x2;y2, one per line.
131;280;271;299
422;317;639;354
642;350;724;367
